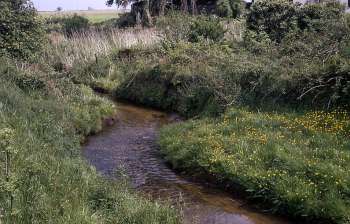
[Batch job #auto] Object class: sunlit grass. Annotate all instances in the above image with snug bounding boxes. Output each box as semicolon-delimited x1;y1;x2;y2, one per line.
160;107;350;223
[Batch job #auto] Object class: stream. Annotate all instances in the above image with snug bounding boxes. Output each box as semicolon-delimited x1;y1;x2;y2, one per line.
83;100;292;224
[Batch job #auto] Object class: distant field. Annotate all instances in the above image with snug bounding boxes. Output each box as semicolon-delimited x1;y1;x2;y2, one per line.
39;9;126;23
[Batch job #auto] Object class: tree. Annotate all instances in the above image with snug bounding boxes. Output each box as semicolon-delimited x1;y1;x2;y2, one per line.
106;0;198;25
180;0;197;14
107;0;153;26
56;6;63;11
0;0;45;60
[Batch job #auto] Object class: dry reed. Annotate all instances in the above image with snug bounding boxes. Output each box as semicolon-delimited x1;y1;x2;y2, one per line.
47;28;163;67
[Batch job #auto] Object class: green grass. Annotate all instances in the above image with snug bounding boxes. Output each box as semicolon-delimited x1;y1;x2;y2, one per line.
0;57;179;223
39;10;120;23
83;13;119;24
159;108;350;223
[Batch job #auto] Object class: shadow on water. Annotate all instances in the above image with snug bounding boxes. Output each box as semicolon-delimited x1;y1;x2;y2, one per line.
83;101;293;224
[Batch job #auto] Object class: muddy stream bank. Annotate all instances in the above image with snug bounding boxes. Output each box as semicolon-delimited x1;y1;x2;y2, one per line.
83;100;292;224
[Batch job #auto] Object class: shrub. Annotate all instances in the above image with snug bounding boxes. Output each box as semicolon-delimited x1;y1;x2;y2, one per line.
246;0;345;42
0;0;45;59
156;11;193;41
246;0;299;42
216;0;233;17
111;13;136;28
230;0;243;17
216;0;243;18
189;16;226;42
62;14;89;35
45;14;90;35
298;1;345;31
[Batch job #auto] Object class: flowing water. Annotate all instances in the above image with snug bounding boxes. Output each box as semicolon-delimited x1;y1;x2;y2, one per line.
83;101;292;224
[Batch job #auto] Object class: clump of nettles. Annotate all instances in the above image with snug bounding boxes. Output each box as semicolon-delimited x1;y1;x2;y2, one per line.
0;128;14;150
0;128;16;221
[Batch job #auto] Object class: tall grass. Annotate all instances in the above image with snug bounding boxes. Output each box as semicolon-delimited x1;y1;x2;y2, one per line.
47;28;163;67
0;57;180;224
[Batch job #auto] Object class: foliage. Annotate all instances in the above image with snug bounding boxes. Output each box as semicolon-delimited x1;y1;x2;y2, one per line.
246;0;299;42
114;42;239;117
216;0;233;18
189;16;226;42
112;24;349;114
160;107;350;223
156;12;227;43
104;13;136;28
0;0;45;60
45;14;89;35
246;0;345;42
62;14;90;35
156;12;193;41
216;0;242;18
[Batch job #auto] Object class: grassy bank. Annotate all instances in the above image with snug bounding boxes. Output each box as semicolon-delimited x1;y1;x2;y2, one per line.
159;108;350;223
0;57;179;223
15;1;349;223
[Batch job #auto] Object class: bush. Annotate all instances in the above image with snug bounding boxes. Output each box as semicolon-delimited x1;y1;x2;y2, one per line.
62;14;89;35
0;0;45;59
298;1;344;31
246;0;299;42
189;16;226;42
156;13;226;43
246;0;346;42
216;0;233;17
114;42;238;117
45;14;90;35
216;0;243;18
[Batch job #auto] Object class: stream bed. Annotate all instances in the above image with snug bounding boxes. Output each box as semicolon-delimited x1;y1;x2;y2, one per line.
83;101;292;224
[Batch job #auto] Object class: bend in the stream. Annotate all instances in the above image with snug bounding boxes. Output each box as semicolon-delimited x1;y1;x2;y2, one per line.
83;100;293;224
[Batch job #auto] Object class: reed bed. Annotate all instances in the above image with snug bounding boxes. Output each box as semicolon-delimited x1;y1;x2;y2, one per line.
47;28;164;67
